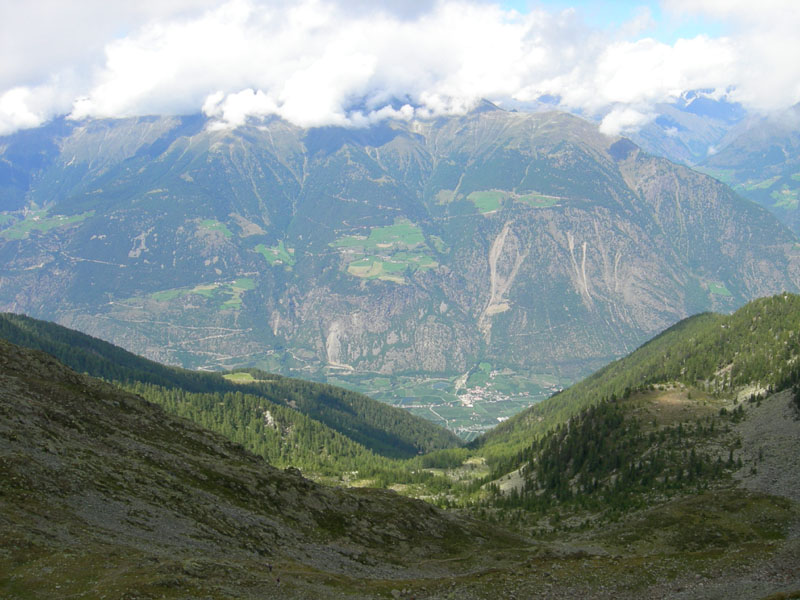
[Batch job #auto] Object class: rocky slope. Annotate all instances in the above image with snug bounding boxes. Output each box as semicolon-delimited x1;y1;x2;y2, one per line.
0;337;518;598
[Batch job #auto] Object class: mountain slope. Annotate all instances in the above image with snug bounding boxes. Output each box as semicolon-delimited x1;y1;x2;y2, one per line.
2;108;799;435
0;312;461;459
476;292;800;471
698;104;800;235
629;93;746;166
0;337;522;599
3;333;799;599
464;294;800;599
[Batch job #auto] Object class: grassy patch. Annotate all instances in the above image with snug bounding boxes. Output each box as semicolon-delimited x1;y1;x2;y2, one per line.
190;284;218;298
517;193;559;208
255;240;296;266
232;277;255;290
149;279;255;310
743;175;781;191
771;185;799;210
430;235;447;253
467;363;493;388
468;191;505;213
346;258;410;283
198;219;233;238
708;282;732;297
597;489;795;554
222;372;257;384
150;288;188;302
221;278;255;309
467;370;490;388
0;210;93;240
221;297;242;309
331;219;424;250
464;190;561;213
332;220;436;283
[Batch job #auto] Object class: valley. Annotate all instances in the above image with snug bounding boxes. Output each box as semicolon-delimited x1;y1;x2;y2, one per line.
2;295;800;598
4;3;800;597
331;369;566;441
3;108;798;438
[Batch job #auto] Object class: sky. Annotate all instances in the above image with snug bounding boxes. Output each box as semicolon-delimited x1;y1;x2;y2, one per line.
1;0;798;136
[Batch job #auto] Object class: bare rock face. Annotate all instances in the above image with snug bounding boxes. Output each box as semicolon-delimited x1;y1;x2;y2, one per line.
1;109;798;382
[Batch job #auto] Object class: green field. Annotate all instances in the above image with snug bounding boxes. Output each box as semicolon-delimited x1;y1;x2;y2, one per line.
148;278;255;310
466;362;492;388
198;219;233;238
332;220;436;283
771;185;799;209
694;167;736;185
347;252;436;283
0;210;94;240
223;372;257;384
221;278;255;308
430;235;447;253
331;219;424;250
742;175;781;191
516;193;559;208
255;240;296;266
149;288;189;302
708;282;732;296
465;190;560;213
467;191;504;213
347;258;404;282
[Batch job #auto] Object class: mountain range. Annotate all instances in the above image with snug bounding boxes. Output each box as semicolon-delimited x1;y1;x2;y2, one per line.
2;105;799;437
630;98;800;238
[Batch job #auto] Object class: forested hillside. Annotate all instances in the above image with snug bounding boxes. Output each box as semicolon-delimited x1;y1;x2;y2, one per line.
0;313;460;462
476;293;800;463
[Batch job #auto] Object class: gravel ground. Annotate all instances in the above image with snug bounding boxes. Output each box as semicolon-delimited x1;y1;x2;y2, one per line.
734;390;800;503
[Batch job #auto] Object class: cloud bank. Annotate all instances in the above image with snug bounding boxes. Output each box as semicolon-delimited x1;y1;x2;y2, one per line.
1;0;799;136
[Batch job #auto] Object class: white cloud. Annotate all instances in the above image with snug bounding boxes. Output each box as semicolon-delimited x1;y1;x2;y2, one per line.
663;0;800;111
0;88;45;134
1;0;799;135
599;106;656;136
203;89;278;129
0;1;220;89
0;79;76;135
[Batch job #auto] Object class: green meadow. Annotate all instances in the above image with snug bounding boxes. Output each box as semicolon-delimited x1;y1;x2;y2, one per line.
465;190;562;214
148;278;255;310
332;220;436;283
198;219;233;238
467;191;504;213
708;282;732;296
0;210;94;240
255;240;296;266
